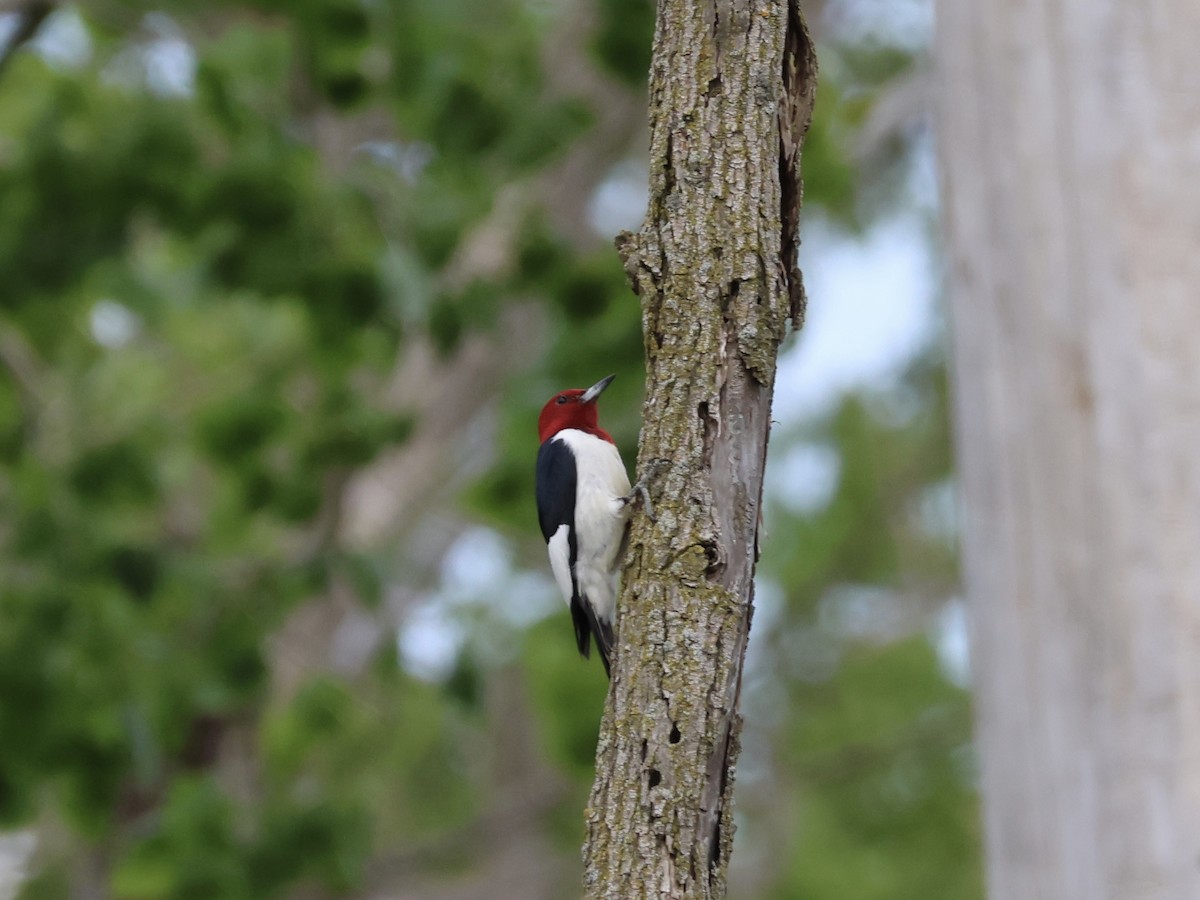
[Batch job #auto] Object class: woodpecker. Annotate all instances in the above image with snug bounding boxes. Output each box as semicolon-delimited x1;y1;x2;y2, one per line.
535;373;633;677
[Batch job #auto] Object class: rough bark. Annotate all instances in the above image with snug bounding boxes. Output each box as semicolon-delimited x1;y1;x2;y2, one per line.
582;0;816;897
936;2;1200;898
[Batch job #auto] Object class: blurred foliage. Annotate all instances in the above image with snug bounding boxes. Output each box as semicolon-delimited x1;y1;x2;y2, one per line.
0;1;980;898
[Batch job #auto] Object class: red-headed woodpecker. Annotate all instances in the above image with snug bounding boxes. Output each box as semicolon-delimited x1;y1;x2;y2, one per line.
535;373;633;677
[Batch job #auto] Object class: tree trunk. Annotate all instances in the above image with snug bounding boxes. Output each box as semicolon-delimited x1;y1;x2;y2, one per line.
582;0;816;897
936;2;1200;898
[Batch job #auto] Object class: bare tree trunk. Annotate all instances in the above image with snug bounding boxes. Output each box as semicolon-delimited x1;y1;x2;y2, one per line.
936;2;1200;898
582;0;816;897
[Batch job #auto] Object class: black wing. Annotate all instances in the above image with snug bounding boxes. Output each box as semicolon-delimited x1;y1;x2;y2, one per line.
536;438;605;668
535;437;576;544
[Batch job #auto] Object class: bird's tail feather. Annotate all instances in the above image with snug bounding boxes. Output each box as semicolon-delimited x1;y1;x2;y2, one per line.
570;594;614;678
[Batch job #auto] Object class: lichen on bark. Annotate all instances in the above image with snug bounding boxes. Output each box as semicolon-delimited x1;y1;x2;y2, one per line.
582;0;817;898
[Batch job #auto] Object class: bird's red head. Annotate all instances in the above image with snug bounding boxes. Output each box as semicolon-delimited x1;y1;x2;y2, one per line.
538;374;617;444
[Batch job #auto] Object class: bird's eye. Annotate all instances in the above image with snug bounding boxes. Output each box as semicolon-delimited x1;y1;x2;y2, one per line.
556;396;568;405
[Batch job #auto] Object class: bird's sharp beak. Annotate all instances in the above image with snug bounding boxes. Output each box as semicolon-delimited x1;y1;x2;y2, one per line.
581;374;616;404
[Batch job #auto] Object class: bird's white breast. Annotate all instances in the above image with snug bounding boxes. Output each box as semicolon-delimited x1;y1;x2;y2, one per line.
552;429;630;622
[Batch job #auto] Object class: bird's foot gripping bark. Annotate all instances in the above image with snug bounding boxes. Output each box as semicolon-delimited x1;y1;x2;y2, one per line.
621;459;668;522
